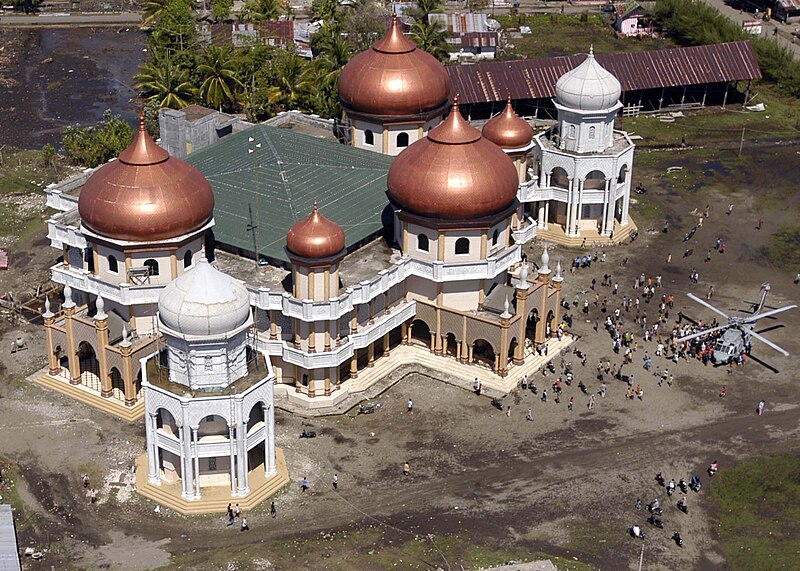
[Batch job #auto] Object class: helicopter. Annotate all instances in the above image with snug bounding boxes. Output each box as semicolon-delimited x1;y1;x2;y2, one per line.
676;283;797;364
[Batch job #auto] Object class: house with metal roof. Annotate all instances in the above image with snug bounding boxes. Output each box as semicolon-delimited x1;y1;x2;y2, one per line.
0;505;21;571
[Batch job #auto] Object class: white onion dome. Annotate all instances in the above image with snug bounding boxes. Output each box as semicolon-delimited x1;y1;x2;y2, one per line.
159;257;251;337
555;48;621;111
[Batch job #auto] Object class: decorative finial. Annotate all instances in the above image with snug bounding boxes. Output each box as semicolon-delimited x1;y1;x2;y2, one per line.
452;93;459;111
43;295;53;318
501;295;512;319
554;259;563;281
63;285;75;308
121;325;130;346
538;247;551;275
589;45;594;56
313;199;318;212
519;263;528;283
95;295;107;320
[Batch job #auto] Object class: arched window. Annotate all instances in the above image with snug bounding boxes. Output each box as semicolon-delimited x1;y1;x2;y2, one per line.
397;132;409;148
455;237;470;255
144;259;159;276
417;233;429;252
492;229;499;246
107;255;118;274
364;130;374;146
569;125;576;139
589;126;596;139
183;250;193;269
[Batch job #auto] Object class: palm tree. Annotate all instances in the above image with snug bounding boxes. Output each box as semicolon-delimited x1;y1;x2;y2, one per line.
197;45;243;111
142;0;169;27
273;49;311;110
240;0;280;22
135;52;196;110
411;19;450;63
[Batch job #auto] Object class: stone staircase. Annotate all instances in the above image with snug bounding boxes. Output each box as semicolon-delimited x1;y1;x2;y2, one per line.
536;219;638;248
134;448;290;515
32;371;144;422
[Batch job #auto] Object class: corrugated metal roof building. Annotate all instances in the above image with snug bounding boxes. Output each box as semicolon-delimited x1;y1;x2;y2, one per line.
186;125;393;265
448;41;762;118
0;505;21;571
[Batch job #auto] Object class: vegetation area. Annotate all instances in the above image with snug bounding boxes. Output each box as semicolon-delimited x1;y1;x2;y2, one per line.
653;0;800;98
134;0;449;123
709;454;800;571
496;12;674;59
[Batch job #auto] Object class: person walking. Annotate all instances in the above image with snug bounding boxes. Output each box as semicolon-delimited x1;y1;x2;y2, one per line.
332;474;338;490
301;476;309;492
588;394;595;410
407;398;413;413
720;385;727;398
271;501;277;518
526;408;534;422
226;504;235;526
90;488;97;504
240;516;249;531
505;406;511;418
757;400;765;415
568;396;574;411
403;462;411;477
599;383;606;398
234;504;241;520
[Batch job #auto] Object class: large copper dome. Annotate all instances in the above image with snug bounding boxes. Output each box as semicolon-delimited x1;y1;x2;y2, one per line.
338;14;451;118
78;118;215;242
287;201;346;259
482;98;534;150
387;97;519;220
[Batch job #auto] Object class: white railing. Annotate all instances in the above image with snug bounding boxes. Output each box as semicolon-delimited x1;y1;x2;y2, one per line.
47;218;87;249
404;247;520;282
155;431;181;455
50;264;163;305
253;301;416;369
512;218;537;244
517;178;539;203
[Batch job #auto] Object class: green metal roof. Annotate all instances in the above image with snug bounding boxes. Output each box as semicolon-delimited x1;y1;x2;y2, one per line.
187;124;394;264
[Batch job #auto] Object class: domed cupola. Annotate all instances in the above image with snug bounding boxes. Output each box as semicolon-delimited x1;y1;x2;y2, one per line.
482;98;534;150
286;201;346;260
78;117;215;242
387;96;519;220
555;47;621;112
338;13;451;119
158;256;251;338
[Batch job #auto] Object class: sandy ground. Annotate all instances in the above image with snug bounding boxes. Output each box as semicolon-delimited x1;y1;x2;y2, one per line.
0;141;799;570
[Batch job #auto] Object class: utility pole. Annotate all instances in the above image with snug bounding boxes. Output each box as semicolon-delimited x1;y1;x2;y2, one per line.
247;204;259;268
738;127;745;157
247;135;262;268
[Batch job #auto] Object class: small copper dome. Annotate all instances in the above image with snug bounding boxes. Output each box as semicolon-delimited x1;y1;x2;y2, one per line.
387;96;519;220
287;201;346;259
79;118;215;242
338;14;451;118
482;98;534;150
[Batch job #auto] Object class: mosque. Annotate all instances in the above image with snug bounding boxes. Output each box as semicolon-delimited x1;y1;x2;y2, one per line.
38;15;636;511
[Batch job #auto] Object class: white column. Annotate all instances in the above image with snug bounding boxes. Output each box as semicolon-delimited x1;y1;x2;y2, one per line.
537;201;546;228
621;186;630;225
229;425;237;495
192;427;201;499
576;178;584;235
178;425;191;498
266;403;276;476
565;178;574;235
237;420;249;495
146;412;160;484
601;179;610;235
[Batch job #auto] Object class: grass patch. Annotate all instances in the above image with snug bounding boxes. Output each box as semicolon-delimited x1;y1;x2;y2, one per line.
709;454;800;571
763;225;800;270
496;13;674;58
0;457;39;533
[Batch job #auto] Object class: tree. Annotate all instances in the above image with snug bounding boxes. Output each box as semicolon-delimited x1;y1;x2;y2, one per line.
135;51;197;109
41;144;57;171
341;0;388;52
240;0;280;22
142;0;170;27
210;0;233;23
407;0;442;21
272;49;311;110
149;0;199;53
308;26;353;116
197;45;243;111
62;111;134;168
411;19;449;63
310;0;338;22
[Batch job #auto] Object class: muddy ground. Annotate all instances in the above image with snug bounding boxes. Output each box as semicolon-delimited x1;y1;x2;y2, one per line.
0;137;799;570
0;27;145;149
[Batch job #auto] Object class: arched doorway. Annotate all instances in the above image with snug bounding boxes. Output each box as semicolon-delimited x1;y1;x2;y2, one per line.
507;337;518;361
246;402;267;475
410;320;431;347
444;333;458;358
546;310;555;337
527;309;539;347
472;339;495;370
156;408;178;437
77;341;100;391
110;367;125;402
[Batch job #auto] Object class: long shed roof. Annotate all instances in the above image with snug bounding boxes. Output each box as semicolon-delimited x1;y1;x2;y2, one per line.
187;125;393;264
448;41;762;105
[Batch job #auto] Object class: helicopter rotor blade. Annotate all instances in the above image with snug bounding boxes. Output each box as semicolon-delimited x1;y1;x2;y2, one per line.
687;293;730;320
749;304;798;321
749;330;790;356
676;324;729;344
